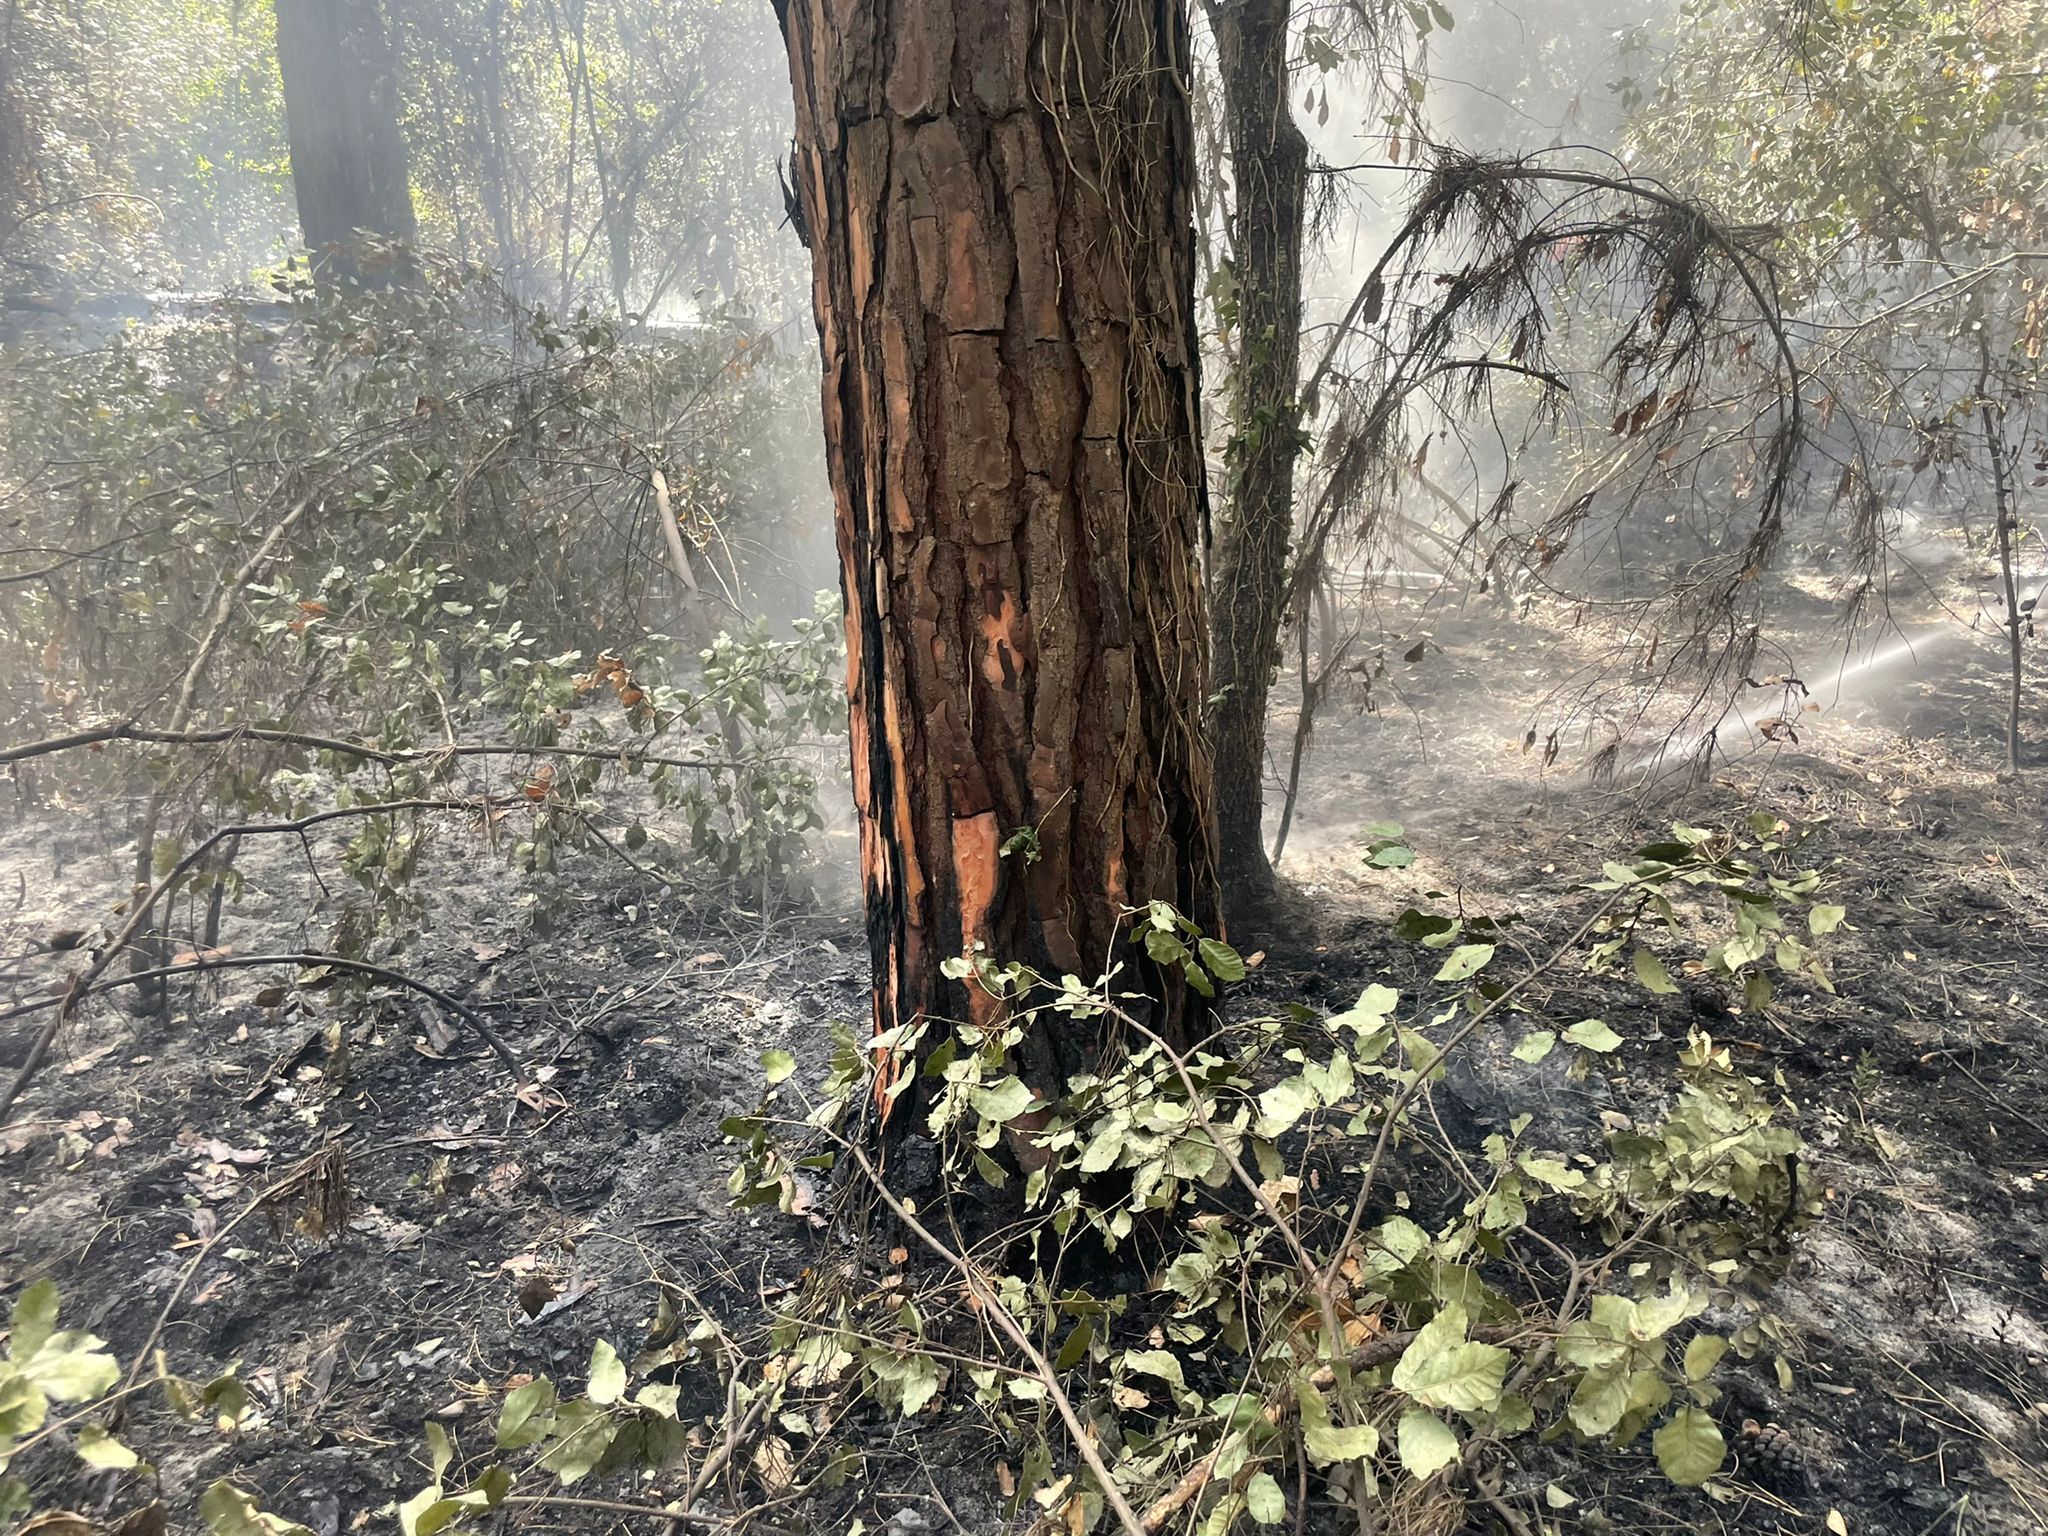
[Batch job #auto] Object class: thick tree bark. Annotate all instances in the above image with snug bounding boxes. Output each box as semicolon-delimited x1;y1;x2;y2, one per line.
1202;0;1308;917
776;0;1224;1124
275;0;417;274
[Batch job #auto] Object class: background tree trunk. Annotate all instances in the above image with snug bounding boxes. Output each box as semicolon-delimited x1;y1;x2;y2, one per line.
775;0;1223;1124
1202;0;1308;920
276;0;417;273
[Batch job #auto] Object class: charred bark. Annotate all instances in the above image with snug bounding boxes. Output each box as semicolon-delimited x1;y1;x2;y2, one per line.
775;0;1223;1127
1202;0;1308;920
275;0;417;278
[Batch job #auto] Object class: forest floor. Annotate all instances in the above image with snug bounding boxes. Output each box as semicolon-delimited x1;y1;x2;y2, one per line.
3;554;2046;1536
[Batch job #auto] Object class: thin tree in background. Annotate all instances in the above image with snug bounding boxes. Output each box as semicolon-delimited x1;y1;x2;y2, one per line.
275;0;417;273
1201;0;1309;918
772;0;1224;1127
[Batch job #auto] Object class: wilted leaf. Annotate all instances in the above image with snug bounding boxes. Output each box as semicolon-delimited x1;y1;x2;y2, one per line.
968;1076;1036;1123
1256;1075;1318;1134
538;1401;618;1484
1569;1367;1629;1436
1297;1377;1379;1465
1808;904;1846;935
21;1330;120;1402
496;1377;557;1449
1511;1030;1556;1064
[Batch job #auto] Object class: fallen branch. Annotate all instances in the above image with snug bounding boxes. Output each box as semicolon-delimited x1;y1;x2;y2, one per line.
0;719;755;774
503;1496;728;1530
0;798;526;1125
0;949;526;1126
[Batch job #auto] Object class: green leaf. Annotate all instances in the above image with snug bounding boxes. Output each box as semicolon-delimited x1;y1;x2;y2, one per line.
968;1075;1036;1123
1197;938;1247;983
760;1049;797;1085
1369;843;1416;868
1332;982;1401;1031
1652;1406;1726;1486
199;1482;318;1536
1517;1155;1584;1192
1683;1334;1729;1382
1396;1409;1460;1478
1256;1075;1318;1134
1054;1320;1095;1372
1633;947;1679;995
0;1367;47;1438
587;1340;626;1406
74;1424;139;1469
1245;1471;1287;1524
497;1377;558;1449
425;1420;454;1483
1808;903;1846;935
21;1331;120;1402
1511;1030;1556;1064
1569;1367;1629;1436
1143;927;1189;966
1563;1019;1623;1053
1123;1349;1184;1387
9;1279;59;1360
538;1401;618;1484
1078;1116;1128;1175
1297;1377;1380;1465
1390;1305;1509;1412
1434;943;1495;982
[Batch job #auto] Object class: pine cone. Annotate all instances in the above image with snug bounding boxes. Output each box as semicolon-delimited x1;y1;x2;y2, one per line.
1741;1418;1810;1491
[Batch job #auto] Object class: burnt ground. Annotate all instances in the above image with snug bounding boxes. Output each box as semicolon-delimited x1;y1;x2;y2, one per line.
3;565;2046;1536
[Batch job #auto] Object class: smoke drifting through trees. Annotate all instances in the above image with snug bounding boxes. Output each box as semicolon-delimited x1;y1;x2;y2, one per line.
0;3;2043;1533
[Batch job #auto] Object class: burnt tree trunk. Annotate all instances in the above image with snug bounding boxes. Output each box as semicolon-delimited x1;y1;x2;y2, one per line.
775;0;1223;1124
1202;0;1307;919
275;0;417;275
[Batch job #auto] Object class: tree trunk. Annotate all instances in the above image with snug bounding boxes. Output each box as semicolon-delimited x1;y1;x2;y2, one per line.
775;0;1224;1127
275;0;417;275
1202;0;1308;919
